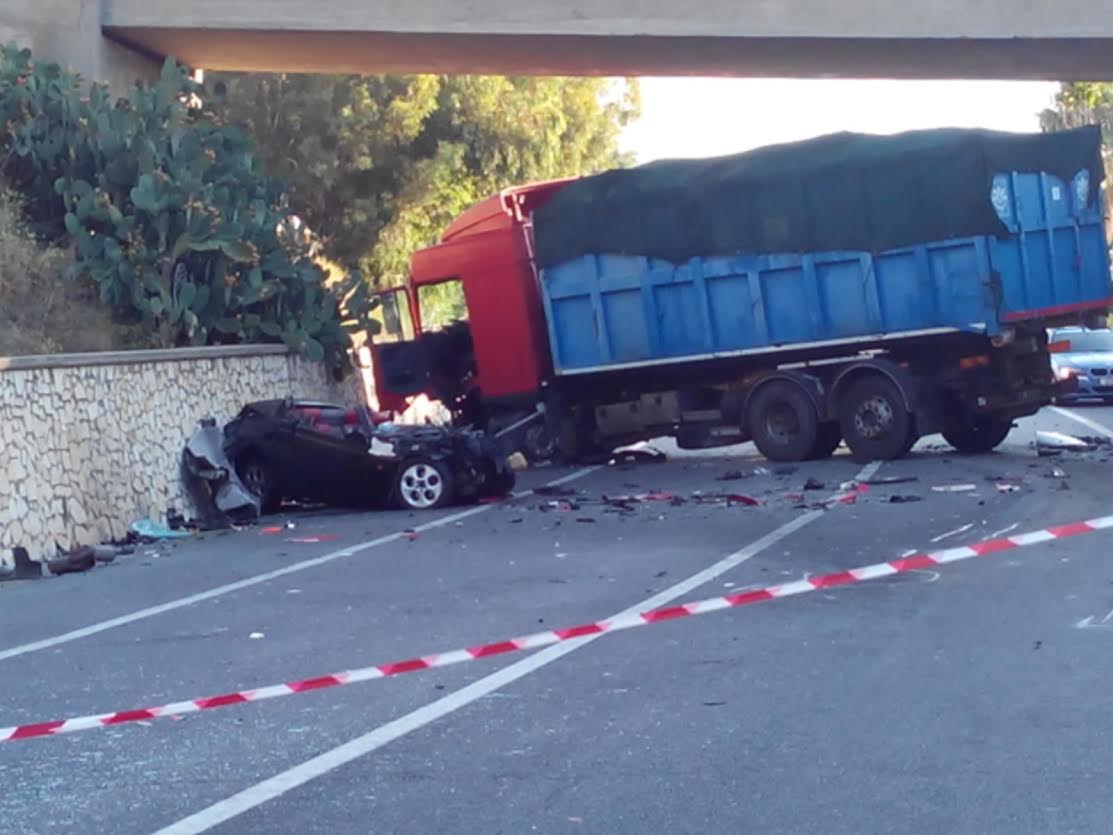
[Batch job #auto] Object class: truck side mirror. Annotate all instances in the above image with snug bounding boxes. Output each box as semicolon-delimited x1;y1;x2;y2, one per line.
382;293;402;336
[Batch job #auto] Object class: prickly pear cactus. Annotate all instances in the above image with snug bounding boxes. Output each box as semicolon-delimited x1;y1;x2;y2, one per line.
0;45;377;372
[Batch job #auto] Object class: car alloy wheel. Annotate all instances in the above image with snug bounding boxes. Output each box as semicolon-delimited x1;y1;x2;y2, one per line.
397;461;450;510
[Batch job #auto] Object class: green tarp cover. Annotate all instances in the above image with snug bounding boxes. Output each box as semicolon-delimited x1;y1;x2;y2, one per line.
533;126;1104;268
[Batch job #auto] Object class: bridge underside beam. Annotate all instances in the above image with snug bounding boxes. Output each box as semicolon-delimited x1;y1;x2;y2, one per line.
106;28;1113;81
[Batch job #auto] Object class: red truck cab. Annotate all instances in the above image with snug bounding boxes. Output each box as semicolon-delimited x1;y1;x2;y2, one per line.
369;180;572;422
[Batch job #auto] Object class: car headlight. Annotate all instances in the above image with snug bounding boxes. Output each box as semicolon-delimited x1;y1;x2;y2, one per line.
1056;365;1080;381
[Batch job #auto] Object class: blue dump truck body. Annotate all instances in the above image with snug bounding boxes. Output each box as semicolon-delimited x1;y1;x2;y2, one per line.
540;169;1112;375
376;128;1111;464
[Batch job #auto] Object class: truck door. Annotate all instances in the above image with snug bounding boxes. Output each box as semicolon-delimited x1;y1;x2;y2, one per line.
368;287;428;412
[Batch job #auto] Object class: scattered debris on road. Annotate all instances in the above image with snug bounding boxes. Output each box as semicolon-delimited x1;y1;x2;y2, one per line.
534;486;579;498
888;495;923;504
726;494;762;507
1036;430;1093;456
47;546;96;576
132;519;192;540
608;445;668;466
92;546;120;564
863;475;919;486
0;547;43;582
996;482;1022;493
931;484;978;493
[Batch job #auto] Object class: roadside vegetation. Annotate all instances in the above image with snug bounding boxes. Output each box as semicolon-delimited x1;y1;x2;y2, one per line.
0;42;639;366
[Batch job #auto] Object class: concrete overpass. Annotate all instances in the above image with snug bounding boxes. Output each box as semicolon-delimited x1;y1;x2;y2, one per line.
10;0;1113;86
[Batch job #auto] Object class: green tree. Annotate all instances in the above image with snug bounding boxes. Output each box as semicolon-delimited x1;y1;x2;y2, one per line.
1041;82;1113;184
208;73;640;285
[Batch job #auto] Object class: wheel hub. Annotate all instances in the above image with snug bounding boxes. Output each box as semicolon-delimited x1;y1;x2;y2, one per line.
241;464;266;497
524;424;557;461
766;403;801;444
854;395;895;440
400;464;444;509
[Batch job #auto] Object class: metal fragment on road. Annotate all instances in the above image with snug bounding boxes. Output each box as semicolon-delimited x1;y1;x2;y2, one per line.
1036;430;1092;454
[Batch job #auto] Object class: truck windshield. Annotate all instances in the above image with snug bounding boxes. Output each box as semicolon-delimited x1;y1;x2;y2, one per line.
417;279;469;332
369;288;415;344
1052;329;1113;353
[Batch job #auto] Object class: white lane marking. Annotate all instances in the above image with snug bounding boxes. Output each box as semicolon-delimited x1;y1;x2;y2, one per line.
986;523;1020;541
155;461;883;834
930;523;976;544
0;468;599;664
1075;610;1113;630
1049;406;1113;439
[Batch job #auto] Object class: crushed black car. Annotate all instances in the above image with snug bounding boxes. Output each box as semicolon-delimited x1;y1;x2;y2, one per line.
221;398;515;513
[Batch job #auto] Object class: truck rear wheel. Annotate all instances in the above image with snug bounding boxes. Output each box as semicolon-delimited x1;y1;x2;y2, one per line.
747;381;820;462
838;376;913;461
942;414;1012;454
808;423;843;459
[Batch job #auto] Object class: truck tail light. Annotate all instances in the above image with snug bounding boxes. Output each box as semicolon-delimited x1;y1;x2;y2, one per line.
959;355;990;371
1048;340;1071;354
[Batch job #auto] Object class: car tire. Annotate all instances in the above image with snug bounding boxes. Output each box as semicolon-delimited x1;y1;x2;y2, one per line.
236;456;280;515
942;414;1013;454
838;376;913;461
747;381;821;463
394;458;454;510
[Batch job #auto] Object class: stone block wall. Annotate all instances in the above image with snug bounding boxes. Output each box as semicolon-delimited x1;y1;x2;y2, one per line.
0;345;367;561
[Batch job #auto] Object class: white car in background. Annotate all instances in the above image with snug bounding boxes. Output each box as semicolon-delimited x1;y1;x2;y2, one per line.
1049;327;1113;404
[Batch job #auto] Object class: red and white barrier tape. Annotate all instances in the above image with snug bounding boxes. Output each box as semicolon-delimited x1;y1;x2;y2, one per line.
4;513;1111;743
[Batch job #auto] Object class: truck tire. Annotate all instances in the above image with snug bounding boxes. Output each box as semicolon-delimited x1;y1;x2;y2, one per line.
747;381;820;462
838;376;913;461
808;423;843;459
522;423;559;463
942;415;1012;454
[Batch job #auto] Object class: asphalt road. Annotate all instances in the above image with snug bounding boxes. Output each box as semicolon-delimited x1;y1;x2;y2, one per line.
2;404;1113;834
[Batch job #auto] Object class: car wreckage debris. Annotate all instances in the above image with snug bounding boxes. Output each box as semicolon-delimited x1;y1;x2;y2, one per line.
1035;430;1093;455
47;547;97;576
862;476;919;486
182;418;262;528
131;519;192;541
0;547;43;581
218;400;514;514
